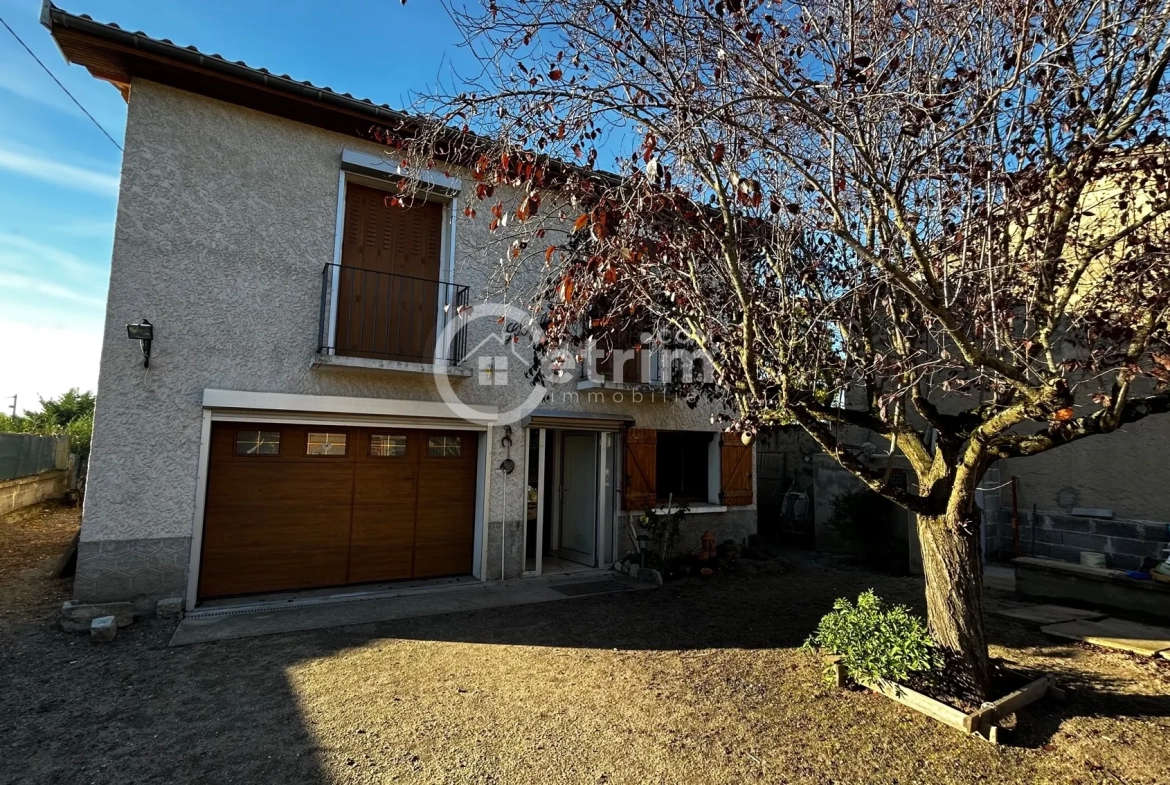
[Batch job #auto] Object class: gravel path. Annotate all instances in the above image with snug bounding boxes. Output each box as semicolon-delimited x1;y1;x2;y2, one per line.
2;503;1168;784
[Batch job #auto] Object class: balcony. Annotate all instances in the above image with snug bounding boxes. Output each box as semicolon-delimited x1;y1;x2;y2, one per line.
315;263;471;377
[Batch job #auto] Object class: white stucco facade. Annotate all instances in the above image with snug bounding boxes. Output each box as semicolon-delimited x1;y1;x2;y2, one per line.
76;80;756;606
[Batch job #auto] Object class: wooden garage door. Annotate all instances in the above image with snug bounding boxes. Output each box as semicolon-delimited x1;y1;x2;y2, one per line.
198;423;477;599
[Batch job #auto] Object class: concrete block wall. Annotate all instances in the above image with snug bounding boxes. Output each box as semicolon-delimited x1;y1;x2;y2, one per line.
991;509;1170;571
0;470;69;517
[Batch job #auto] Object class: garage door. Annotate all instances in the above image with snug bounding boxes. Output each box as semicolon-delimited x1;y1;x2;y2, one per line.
198;422;478;599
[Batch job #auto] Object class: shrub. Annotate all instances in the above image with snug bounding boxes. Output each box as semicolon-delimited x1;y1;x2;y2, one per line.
824;488;911;574
803;590;942;685
64;411;94;462
1;389;95;459
638;502;689;565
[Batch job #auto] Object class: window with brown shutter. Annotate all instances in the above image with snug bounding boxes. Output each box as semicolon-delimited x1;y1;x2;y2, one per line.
622;428;657;510
335;181;445;362
625;429;754;510
719;436;754;506
656;431;712;502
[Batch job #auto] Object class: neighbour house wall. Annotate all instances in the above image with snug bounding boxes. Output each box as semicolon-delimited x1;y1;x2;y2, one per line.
996;414;1170;523
972;157;1170;569
783;387;1170;572
994;509;1169;572
78;80;754;604
978;414;1170;570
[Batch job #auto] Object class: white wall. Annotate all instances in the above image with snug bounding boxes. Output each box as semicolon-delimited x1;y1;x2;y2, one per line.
83;80;745;556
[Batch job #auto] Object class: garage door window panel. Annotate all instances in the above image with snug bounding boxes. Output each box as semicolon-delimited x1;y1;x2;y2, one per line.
306;432;348;456
427;435;462;457
235;429;281;456
369;434;408;457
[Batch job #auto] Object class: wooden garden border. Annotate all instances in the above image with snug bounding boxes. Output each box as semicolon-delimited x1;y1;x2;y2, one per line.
828;658;1064;743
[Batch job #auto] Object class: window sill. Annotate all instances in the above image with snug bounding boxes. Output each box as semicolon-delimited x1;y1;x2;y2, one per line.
620;503;729;516
576;378;663;391
312;353;473;378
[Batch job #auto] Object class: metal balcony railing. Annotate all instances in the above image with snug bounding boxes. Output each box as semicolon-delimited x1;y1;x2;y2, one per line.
318;263;469;365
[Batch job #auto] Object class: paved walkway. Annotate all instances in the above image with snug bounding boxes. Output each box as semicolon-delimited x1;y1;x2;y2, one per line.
171;572;649;645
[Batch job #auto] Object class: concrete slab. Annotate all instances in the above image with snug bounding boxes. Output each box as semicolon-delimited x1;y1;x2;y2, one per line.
984;564;1017;593
171;573;651;646
990;604;1108;625
1040;618;1170;657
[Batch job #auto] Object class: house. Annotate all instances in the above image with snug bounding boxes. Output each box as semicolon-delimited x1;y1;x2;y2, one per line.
41;3;757;610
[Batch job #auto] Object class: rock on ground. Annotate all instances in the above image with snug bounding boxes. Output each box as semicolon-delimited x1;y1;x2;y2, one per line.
59;600;134;633
156;597;184;620
90;615;117;643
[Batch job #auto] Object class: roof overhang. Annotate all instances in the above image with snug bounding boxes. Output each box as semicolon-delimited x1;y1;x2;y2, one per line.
521;409;635;432
40;0;415;138
40;2;625;192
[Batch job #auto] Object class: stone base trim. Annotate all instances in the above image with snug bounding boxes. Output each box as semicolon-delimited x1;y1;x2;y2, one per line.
74;537;191;608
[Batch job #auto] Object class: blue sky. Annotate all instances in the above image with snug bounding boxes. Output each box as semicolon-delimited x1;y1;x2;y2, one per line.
0;0;470;414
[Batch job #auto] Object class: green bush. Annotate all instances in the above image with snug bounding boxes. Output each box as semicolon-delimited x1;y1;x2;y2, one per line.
0;389;95;461
638;502;689;565
803;590;942;685
825;488;910;573
64;411;94;462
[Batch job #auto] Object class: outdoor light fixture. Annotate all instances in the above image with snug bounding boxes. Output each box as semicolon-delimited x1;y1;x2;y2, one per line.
127;319;153;368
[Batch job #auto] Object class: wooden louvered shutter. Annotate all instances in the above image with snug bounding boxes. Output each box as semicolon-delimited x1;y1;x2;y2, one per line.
394;200;443;359
719;435;753;506
336;182;445;361
622;428;657;511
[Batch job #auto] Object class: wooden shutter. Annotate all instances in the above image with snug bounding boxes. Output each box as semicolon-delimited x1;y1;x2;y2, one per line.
720;436;753;506
623;428;657;511
336;182;444;361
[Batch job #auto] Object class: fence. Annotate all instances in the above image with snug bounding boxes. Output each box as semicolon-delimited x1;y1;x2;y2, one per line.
0;433;69;482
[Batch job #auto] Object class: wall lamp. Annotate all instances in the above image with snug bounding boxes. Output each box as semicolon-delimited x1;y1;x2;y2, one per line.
127;319;153;368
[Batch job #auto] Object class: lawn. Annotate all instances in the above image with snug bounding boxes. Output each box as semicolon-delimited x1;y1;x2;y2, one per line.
1;503;1167;784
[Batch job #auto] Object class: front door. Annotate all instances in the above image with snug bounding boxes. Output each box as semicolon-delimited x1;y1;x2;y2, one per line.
559;432;598;566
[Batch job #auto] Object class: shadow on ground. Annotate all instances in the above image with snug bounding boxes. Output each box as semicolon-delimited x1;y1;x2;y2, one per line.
3;514;1169;784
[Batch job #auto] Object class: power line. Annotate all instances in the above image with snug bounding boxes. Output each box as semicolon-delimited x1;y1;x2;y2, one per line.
0;13;122;152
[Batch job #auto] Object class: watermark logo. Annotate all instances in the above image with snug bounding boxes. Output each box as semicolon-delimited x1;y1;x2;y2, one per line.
433;302;554;426
434;301;716;426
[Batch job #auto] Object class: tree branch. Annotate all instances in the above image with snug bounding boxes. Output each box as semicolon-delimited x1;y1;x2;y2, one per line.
988;389;1170;458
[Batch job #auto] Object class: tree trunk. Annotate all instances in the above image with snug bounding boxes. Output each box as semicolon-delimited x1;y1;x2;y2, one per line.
917;509;992;701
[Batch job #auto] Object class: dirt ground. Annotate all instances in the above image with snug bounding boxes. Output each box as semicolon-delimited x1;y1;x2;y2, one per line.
1;504;1168;785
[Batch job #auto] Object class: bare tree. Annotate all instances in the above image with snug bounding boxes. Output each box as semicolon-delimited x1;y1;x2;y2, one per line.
396;0;1170;699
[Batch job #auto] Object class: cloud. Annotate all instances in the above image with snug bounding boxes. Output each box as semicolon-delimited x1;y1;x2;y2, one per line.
55;218;116;238
0;271;105;307
0;233;109;281
0;145;120;196
0;63;76;116
0;317;103;408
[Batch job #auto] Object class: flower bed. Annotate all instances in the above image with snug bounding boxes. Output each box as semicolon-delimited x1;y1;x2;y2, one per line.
827;656;1064;743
